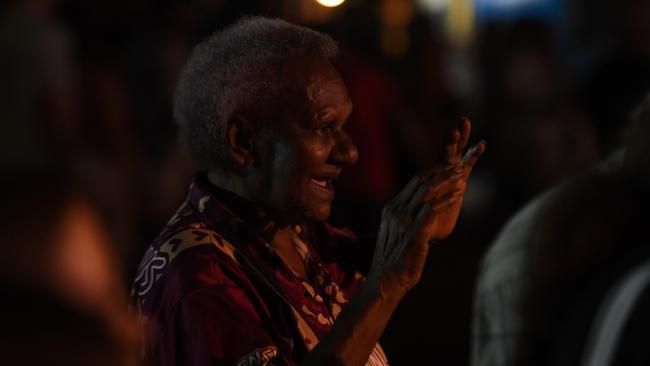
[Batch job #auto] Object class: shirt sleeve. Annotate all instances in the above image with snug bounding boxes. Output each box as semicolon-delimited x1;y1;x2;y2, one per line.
157;284;287;366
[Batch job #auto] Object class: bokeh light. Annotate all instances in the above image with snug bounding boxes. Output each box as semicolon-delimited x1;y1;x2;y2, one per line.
379;0;415;28
447;0;475;48
315;0;345;8
415;0;449;14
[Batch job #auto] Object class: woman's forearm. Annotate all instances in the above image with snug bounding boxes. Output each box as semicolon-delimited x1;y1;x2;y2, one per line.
302;274;407;366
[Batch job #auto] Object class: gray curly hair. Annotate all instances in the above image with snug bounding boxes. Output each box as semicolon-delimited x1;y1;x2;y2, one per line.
174;16;339;171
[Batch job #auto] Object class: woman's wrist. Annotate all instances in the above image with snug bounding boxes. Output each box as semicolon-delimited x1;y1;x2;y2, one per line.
367;270;411;300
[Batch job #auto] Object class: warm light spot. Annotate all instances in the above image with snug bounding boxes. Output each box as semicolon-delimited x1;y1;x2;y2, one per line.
53;199;121;315
379;0;415;27
315;0;345;8
447;0;475;48
290;0;335;24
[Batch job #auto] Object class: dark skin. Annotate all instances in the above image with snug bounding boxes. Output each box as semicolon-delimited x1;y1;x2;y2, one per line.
210;56;357;278
208;55;485;365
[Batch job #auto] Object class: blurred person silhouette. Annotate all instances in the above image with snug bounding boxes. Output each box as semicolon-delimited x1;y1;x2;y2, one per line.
472;93;650;366
1;2;137;362
0;0;78;167
580;0;650;154
0;164;138;365
480;20;599;214
132;17;485;366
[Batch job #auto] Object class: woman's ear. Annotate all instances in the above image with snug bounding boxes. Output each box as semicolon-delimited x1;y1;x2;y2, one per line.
224;116;256;167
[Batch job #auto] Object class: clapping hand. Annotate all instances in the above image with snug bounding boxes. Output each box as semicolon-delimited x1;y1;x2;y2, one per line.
370;117;486;292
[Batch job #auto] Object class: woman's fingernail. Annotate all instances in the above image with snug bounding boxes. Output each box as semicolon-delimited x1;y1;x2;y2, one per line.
461;147;475;163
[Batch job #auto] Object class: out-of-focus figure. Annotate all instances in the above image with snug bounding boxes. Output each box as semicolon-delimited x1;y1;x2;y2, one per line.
0;167;138;365
0;1;137;364
479;20;599;211
472;94;650;366
580;0;650;154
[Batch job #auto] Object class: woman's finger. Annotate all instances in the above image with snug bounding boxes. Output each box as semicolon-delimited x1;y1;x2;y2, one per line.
423;178;464;204
405;201;433;243
399;182;430;221
461;140;487;171
445;128;461;163
407;189;462;243
408;164;464;213
428;163;463;185
412;171;462;211
419;158;463;183
372;221;389;271
429;189;463;210
458;117;472;154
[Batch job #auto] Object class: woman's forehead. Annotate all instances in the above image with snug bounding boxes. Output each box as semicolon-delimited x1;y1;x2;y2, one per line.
276;56;351;120
306;72;348;104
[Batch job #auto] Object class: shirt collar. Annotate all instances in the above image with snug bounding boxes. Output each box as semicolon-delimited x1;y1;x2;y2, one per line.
189;172;280;244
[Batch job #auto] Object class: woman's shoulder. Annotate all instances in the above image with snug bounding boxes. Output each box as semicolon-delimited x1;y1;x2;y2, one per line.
132;220;254;315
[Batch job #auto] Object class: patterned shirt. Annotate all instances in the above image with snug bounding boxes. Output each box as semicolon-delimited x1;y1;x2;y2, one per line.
132;174;388;365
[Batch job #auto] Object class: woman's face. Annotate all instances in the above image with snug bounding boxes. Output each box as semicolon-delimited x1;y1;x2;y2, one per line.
256;57;358;221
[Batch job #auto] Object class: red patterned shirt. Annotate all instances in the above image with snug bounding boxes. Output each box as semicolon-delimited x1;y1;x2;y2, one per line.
132;174;388;365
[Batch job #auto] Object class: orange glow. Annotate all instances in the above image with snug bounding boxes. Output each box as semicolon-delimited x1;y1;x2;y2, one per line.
379;0;415;28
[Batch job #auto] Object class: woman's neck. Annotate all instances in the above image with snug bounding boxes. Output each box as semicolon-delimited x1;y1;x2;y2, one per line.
271;225;310;278
207;170;311;278
207;169;309;229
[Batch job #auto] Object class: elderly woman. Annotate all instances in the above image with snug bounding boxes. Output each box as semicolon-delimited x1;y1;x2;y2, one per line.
133;17;484;366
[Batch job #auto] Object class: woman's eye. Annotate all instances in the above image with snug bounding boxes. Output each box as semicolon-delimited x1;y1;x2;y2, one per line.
317;124;332;134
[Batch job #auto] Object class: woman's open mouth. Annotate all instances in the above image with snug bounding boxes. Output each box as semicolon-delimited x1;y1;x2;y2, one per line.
310;177;333;191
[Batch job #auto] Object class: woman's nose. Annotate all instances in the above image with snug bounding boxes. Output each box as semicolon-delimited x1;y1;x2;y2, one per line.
330;132;358;167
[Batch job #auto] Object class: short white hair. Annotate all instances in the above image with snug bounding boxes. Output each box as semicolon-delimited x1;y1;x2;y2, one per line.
174;16;338;171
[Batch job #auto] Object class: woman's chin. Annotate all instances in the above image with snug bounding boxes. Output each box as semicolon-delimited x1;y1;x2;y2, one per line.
294;204;331;222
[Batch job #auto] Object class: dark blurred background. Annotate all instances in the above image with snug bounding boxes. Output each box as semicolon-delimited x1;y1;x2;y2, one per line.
1;0;649;364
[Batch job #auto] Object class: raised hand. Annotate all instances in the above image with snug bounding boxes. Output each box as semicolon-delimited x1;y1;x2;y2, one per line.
370;117;486;292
